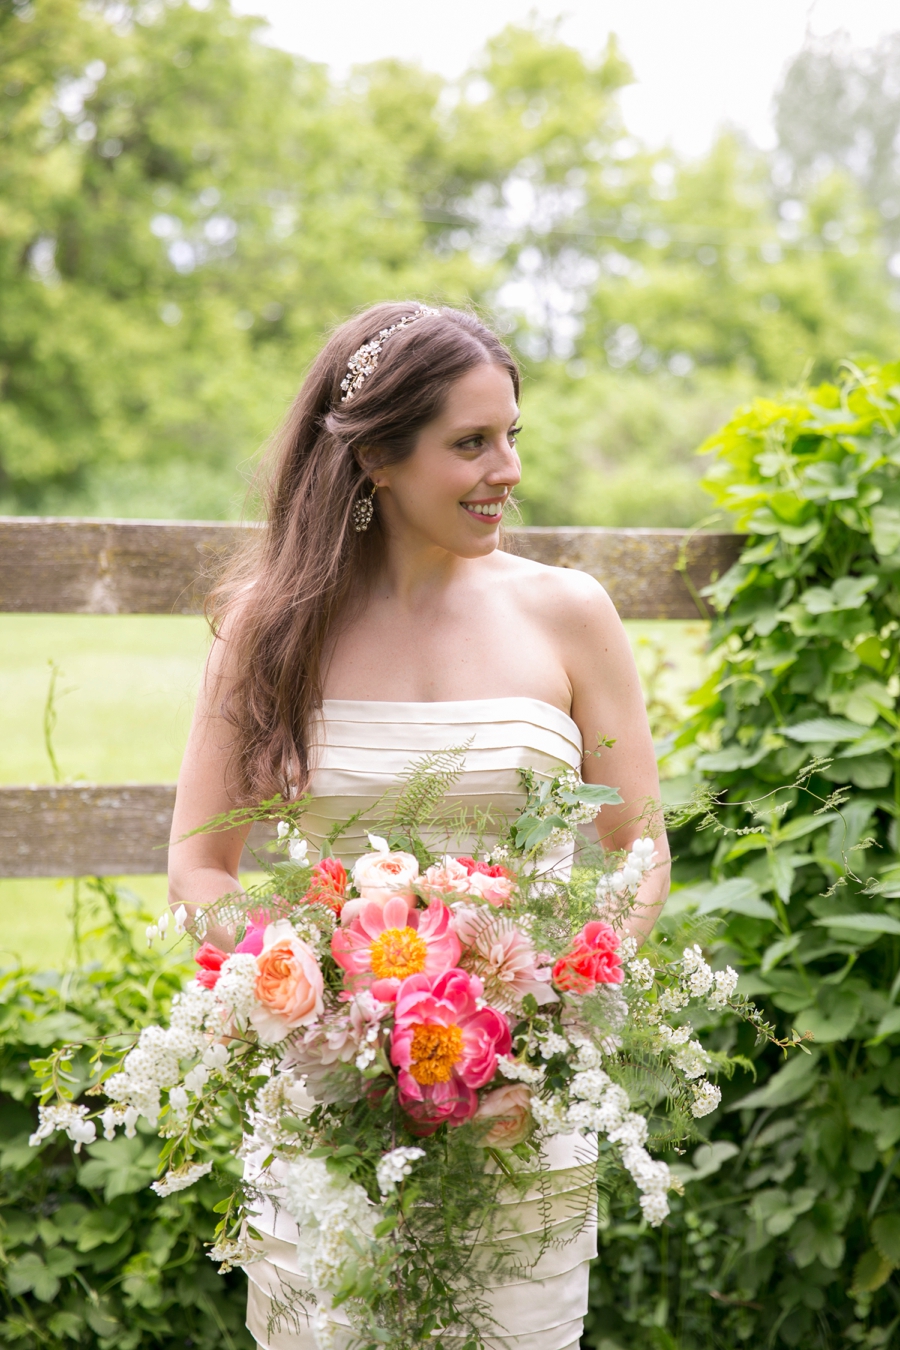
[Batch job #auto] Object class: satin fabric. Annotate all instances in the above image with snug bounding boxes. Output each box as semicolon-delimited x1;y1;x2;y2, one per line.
245;697;597;1350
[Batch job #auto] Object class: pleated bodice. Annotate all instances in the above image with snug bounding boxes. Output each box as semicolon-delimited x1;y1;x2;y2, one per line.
304;696;584;871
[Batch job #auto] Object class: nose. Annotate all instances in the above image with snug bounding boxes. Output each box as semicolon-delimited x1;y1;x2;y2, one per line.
484;434;521;489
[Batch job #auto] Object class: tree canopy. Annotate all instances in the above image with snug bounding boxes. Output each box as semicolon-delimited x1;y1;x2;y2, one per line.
2;0;898;523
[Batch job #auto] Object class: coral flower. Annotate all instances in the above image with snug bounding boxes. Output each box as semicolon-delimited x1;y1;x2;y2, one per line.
250;920;325;1044
552;921;623;994
194;942;227;989
391;969;511;1131
302;858;348;915
332;897;461;1002
456;857;516;906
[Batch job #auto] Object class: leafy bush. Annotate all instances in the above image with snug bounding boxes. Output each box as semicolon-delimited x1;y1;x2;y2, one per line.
585;361;900;1348
0;882;252;1350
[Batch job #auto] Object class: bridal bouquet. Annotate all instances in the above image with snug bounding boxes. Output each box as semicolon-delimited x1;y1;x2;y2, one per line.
30;754;758;1350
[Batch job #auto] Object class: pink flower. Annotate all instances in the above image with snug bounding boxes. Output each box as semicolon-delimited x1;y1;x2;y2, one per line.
249;920;325;1044
453;907;557;1012
332;897;461;1002
552;921;623;994
465;871;515;907
286;992;390;1101
194;942;227;989
421;857;471;898
390;969;512;1131
473;1084;533;1147
235;922;267;957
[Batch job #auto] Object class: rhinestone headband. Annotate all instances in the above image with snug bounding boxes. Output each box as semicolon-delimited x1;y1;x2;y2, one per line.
339;307;439;403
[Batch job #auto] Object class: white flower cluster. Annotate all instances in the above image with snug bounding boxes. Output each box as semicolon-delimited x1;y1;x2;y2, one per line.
283;1156;378;1289
627;957;655;992
277;820;310;864
690;1080;723;1118
681;945;739;1011
244;1070;312;1151
151;1161;213;1195
535;1031;570;1059
213;953;259;1026
376;1146;426;1197
496;1056;545;1086
29;1102;97;1153
596;837;657;902
530;1063;673;1226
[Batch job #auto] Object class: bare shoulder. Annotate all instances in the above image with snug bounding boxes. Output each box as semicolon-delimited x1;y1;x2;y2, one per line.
491;550;620;633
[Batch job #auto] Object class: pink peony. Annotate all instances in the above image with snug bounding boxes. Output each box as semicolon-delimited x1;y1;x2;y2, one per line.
390;969;511;1131
332;897;461;1002
453;907;557;1011
473;1084;533;1147
552;921;623;994
249;920;325;1044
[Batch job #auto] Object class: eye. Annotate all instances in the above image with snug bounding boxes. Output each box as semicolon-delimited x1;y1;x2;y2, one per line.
508;424;522;444
455;434;485;451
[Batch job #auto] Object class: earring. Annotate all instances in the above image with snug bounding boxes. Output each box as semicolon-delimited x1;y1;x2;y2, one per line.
352;483;377;533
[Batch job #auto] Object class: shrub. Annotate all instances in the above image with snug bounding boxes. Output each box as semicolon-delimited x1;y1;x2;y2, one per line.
0;882;253;1350
585;361;900;1347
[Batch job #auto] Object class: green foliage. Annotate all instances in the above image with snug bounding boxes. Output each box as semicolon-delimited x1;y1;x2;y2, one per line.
3;2;899;523
0;881;252;1349
584;361;900;1347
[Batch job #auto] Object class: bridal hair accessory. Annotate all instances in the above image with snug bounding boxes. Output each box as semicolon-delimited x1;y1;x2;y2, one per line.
339;306;439;403
352;482;377;533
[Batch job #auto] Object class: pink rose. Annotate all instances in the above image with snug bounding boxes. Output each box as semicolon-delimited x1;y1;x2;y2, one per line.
249;920;325;1045
465;870;515;907
421;857;471;897
474;1084;532;1147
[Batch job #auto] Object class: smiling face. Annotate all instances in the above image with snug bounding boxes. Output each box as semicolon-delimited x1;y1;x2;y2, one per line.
369;363;521;559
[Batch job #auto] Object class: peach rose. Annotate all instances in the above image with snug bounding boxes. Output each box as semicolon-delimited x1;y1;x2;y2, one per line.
422;857;471;897
249;920;324;1045
352;848;419;901
473;1084;533;1147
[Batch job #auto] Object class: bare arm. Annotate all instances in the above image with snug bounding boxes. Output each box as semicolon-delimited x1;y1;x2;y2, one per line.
561;575;671;944
168;625;251;952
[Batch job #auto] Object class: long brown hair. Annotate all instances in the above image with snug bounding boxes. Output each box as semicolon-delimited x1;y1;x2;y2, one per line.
209;302;520;803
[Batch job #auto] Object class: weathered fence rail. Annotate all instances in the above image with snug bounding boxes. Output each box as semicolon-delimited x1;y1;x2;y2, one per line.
0;518;743;878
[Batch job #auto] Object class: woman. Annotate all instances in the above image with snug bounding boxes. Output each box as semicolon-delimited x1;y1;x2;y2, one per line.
169;302;670;1349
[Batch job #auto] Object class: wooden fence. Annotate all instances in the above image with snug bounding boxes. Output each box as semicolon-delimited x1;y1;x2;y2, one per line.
0;517;743;879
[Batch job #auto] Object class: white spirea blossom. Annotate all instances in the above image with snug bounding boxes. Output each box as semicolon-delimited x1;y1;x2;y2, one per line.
570;1069;612;1103
690;1080;722;1118
672;1040;713;1080
213;953;258;1025
536;1031;570;1059
707;966;739;1010
496;1056;545;1086
376;1147;426;1197
208;1234;263;1272
283;1157;378;1288
151;1161;213;1195
681;945;715;998
628;958;655;992
530;1093;570;1135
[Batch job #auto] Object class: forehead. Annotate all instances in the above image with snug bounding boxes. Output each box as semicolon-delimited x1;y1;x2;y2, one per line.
439;363;518;426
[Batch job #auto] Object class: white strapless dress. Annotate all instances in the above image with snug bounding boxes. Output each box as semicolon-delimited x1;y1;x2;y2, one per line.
244;697;598;1350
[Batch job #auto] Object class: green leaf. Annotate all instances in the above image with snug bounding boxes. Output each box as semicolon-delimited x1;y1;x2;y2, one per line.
774;812;839;842
783;717;870;743
78;1135;161;1202
730;1052;820;1110
794;989;861;1043
875;1006;900;1038
6;1253;60;1303
760;933;802;973
813;913;900;937
872;1212;900;1264
697;877;777;921
852;1247;894;1293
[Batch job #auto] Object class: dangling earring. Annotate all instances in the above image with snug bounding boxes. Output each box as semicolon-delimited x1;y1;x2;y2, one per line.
352;482;377;533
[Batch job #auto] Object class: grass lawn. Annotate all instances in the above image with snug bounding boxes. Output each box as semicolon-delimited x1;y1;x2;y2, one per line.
0;614;711;966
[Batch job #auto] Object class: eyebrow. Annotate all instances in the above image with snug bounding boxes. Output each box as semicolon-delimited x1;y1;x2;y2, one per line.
449;413;522;436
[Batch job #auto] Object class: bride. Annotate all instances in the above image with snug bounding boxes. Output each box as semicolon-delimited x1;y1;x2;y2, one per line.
168;302;670;1349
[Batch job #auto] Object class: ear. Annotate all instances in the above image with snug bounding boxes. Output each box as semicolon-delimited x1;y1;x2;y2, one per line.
354;446;389;489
